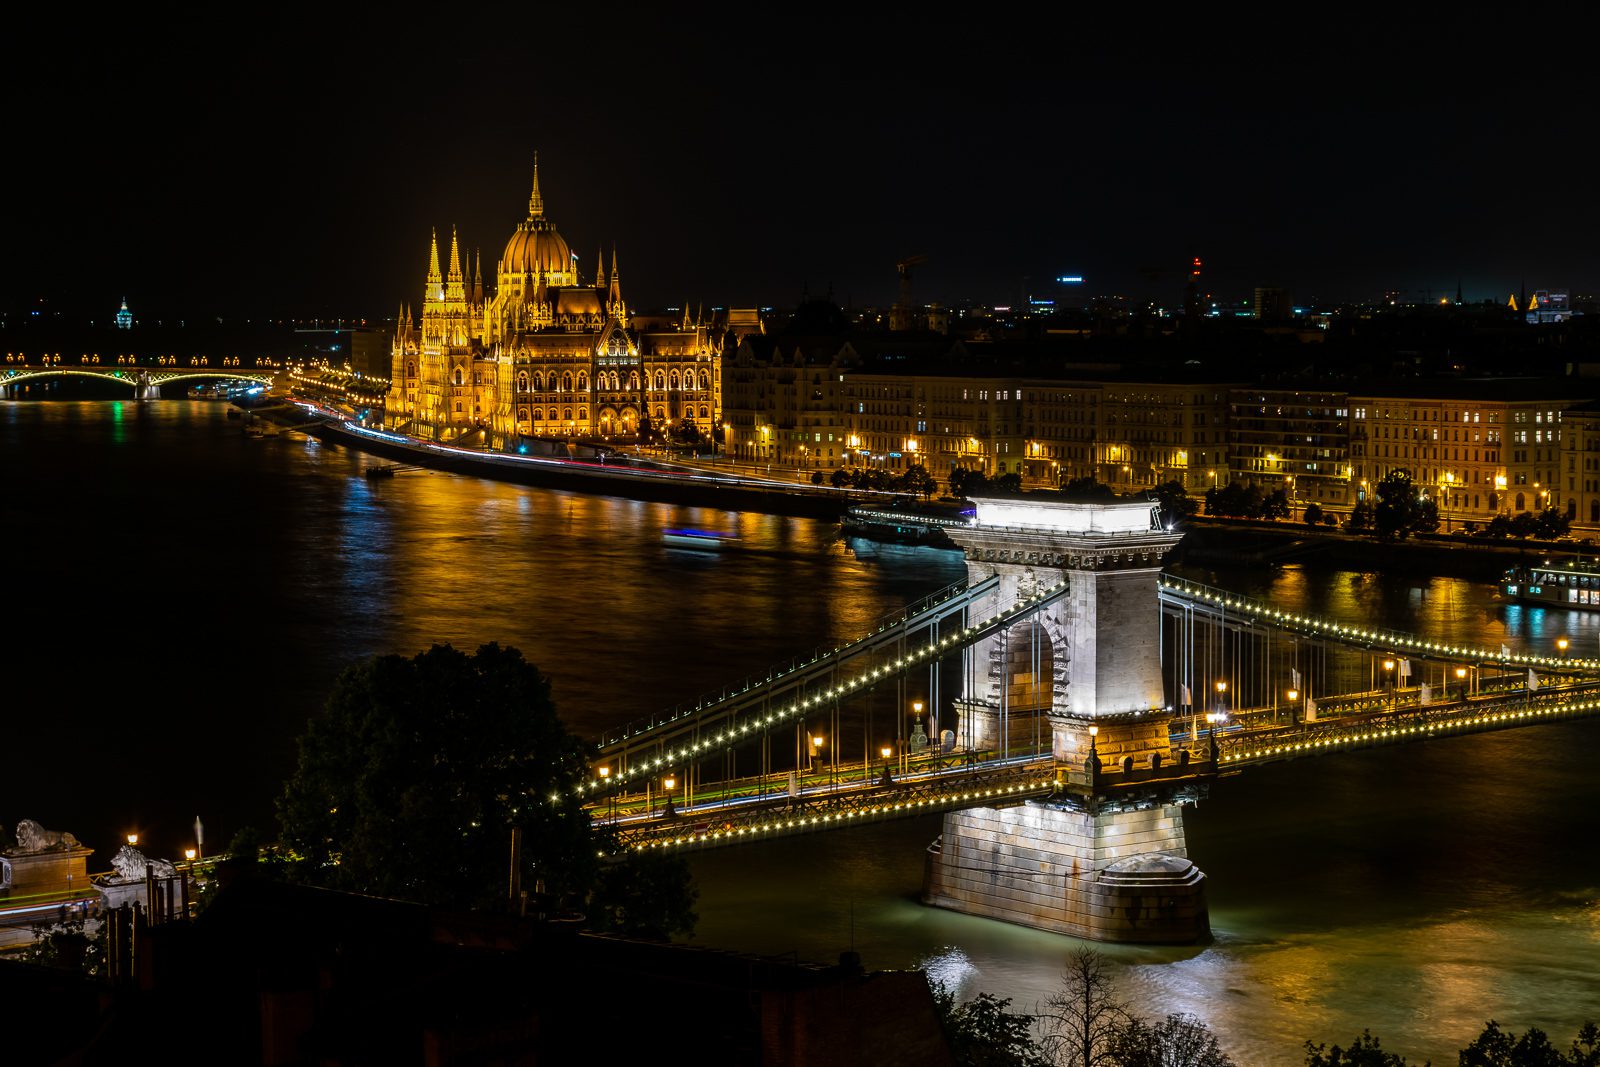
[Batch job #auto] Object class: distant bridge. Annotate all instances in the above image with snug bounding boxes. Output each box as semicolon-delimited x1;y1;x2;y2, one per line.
1;355;276;398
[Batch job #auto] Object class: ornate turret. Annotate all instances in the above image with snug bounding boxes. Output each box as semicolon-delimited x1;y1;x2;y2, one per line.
472;249;484;305
607;248;626;320
446;227;465;304
426;229;443;302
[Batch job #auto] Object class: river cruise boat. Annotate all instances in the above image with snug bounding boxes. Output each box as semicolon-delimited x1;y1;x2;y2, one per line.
1501;558;1600;609
662;528;739;551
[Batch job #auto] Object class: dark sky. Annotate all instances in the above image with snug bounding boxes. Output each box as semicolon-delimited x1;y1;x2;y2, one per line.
8;12;1595;321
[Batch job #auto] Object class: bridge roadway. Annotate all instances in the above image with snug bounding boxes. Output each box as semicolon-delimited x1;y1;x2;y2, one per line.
598;676;1600;852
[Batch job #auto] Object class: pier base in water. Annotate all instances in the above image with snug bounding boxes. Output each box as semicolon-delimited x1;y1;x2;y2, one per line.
923;799;1209;944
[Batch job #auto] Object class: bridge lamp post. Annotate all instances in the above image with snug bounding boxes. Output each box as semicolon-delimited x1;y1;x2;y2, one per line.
662;775;677;818
1205;712;1220;765
810;735;824;776
1455;666;1468;702
1286;688;1299;725
1557;636;1569;659
598;766;614;821
1382;659;1396;712
880;745;895;787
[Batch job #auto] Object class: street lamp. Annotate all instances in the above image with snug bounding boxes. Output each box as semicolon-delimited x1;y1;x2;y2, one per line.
910;699;927;755
662;775;677;817
1382;658;1396;712
1455;666;1468;702
1205;712;1221;764
810;734;824;774
598;765;614;820
126;833;138;847
1287;687;1299;725
1558;636;1569;658
879;745;895;786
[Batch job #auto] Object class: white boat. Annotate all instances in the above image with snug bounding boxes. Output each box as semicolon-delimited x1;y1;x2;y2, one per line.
663;528;739;551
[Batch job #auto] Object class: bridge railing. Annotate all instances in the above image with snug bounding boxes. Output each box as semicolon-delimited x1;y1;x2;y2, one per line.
1158;574;1600;674
595;574;992;748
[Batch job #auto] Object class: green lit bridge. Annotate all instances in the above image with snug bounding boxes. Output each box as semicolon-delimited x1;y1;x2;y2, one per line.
1;355;277;399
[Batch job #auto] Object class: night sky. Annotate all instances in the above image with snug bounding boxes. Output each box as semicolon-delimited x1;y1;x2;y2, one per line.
9;13;1595;321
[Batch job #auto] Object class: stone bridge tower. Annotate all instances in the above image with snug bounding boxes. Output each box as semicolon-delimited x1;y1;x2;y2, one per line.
923;497;1210;943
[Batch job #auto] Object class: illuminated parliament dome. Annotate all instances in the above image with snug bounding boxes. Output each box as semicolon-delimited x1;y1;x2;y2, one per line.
499;157;573;283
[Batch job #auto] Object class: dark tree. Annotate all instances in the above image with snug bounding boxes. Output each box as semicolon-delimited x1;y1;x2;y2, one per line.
1261;488;1291;521
587;850;699;940
830;467;856;489
1535;509;1572;540
1373;469;1430;540
1061;476;1119;501
1150;480;1199;527
931;983;1049;1067
1303;502;1325;526
278;643;598;910
1109;1012;1235;1067
1039;948;1133;1066
1510;512;1539;539
809;470;824;485
1303;1030;1425;1066
900;463;936;500
1459;1019;1599;1067
1348;498;1375;533
950;467;991;499
993;472;1024;496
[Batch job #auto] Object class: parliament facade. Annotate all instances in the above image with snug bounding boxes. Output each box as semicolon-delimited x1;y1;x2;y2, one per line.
387;160;722;446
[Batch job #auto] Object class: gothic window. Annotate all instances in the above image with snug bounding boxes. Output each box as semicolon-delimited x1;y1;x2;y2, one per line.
699;370;710;390
562;373;573;393
579;407;588;420
519;408;528;422
533;409;543;421
533;372;544;392
453;369;464;386
563;408;573;421
577;372;589;392
454;401;462;412
655;407;665;419
517;373;529;393
406;361;416;378
629;372;640;390
653;371;666;391
670;370;681;390
700;405;709;418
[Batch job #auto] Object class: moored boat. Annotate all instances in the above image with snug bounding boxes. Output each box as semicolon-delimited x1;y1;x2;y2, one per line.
1501;557;1600;609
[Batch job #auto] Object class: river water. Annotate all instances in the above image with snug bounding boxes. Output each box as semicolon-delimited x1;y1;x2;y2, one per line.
5;400;1596;1063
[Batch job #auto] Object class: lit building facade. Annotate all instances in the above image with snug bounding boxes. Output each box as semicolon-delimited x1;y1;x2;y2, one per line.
1229;388;1353;511
1348;386;1572;527
388;161;723;445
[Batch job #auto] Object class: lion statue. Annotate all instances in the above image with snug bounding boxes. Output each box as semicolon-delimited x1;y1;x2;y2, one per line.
109;844;177;883
13;819;81;852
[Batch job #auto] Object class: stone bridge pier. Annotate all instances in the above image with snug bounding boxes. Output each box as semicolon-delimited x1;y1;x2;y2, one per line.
922;497;1210;943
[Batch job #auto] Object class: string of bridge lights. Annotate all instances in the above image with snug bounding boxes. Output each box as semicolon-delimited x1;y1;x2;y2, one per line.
1158;577;1600;672
1219;695;1600;764
578;581;1069;797
625;779;1057;852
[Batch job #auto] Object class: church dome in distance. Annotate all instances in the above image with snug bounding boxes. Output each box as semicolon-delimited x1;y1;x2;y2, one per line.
501;158;571;278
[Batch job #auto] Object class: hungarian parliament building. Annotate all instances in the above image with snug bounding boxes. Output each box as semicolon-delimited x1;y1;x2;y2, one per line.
386;160;722;445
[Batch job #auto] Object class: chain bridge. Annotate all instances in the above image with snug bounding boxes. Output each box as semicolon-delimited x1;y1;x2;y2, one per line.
581;497;1600;943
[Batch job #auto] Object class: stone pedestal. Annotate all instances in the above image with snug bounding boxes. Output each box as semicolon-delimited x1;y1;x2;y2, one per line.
922;800;1209;944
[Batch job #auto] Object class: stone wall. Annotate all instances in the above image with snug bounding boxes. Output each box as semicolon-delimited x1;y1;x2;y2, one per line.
923;801;1209;943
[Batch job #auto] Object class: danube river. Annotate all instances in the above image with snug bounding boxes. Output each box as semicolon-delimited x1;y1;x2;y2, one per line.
7;400;1597;1063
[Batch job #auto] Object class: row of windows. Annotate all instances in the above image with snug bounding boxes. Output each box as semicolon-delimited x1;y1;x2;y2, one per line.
512;404;716;423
